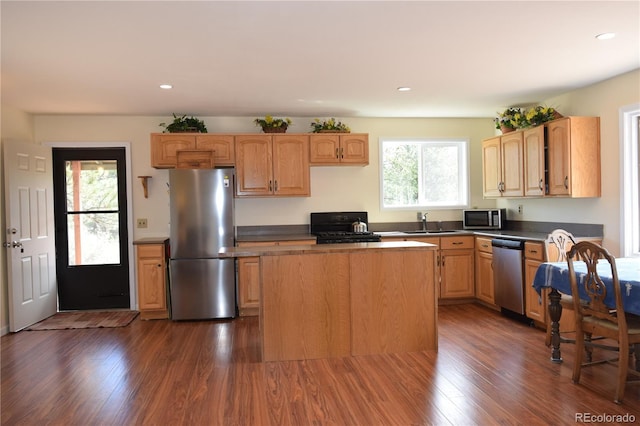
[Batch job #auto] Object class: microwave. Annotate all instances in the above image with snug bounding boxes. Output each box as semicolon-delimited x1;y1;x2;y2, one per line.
463;208;506;230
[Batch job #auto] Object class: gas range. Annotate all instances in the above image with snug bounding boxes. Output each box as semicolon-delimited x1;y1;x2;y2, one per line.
310;212;381;244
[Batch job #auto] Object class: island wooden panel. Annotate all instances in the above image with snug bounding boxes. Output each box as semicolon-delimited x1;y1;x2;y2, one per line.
261;253;351;362
350;250;437;356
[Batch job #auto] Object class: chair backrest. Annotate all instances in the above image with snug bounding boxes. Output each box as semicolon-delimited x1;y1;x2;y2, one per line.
545;229;576;262
567;241;627;333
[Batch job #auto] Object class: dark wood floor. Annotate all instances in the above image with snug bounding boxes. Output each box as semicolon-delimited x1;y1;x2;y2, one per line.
2;303;638;425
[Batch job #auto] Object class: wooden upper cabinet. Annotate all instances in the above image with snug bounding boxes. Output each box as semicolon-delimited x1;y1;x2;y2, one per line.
235;134;310;197
272;135;311;196
523;126;545;197
195;134;235;166
482;136;502;197
309;133;369;165
151;134;196;168
546;117;601;197
481;133;523;197
150;133;235;168
482;117;600;199
500;131;524;197
235;135;273;196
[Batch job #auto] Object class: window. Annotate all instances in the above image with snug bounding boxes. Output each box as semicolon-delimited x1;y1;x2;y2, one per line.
380;138;469;209
621;103;640;257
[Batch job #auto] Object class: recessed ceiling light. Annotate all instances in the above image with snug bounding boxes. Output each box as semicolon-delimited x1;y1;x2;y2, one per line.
595;32;616;40
159;84;173;89
397;87;411;92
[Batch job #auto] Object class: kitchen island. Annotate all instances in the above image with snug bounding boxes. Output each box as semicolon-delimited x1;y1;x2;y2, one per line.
219;241;438;362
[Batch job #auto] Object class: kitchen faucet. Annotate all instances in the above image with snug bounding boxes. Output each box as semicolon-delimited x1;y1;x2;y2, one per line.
421;212;428;231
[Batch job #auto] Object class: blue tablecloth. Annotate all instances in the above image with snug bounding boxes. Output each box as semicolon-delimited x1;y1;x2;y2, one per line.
532;257;640;316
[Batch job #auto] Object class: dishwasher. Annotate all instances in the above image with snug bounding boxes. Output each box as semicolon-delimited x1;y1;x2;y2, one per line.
491;239;526;315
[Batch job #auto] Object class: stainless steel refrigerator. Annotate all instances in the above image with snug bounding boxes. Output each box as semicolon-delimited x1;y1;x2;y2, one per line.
169;168;236;320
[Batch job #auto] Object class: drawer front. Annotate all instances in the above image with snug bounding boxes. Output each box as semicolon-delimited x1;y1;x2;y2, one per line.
524;241;545;261
475;237;492;254
440;235;474;250
137;244;164;258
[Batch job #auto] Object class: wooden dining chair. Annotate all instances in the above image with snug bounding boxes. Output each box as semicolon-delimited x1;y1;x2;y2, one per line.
543;229;577;347
568;241;640;403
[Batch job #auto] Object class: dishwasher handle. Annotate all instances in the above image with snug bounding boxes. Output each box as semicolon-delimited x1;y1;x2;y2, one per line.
491;238;524;250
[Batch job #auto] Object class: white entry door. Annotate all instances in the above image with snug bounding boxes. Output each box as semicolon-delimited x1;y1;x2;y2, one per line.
3;140;57;332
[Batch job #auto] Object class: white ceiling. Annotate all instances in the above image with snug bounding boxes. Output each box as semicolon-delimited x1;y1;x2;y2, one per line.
2;1;639;119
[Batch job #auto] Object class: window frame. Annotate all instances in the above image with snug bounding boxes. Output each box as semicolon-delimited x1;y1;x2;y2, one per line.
620;103;640;257
379;137;470;211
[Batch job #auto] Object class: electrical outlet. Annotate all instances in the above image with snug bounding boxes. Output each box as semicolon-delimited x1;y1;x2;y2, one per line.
137;218;148;228
517;205;523;214
417;212;423;220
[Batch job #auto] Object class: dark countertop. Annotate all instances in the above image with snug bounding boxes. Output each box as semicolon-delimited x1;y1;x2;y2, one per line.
235;229;602;244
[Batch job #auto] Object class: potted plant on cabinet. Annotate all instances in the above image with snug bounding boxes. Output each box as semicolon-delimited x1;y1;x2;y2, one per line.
524;106;563;127
254;115;292;133
159;114;208;133
494;107;524;133
310;118;351;133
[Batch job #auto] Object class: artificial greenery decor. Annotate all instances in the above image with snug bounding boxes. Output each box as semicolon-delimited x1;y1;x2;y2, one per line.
524;106;561;127
310;118;350;133
159;114;208;133
494;107;525;132
254;115;292;133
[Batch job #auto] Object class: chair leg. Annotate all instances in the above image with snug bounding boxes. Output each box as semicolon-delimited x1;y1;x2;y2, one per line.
572;329;585;384
615;343;630;404
585;332;593;363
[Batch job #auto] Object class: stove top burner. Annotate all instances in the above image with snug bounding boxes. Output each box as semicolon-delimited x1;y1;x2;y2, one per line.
311;212;381;244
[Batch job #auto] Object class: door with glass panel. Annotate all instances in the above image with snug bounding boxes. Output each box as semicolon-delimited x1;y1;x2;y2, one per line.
52;148;129;310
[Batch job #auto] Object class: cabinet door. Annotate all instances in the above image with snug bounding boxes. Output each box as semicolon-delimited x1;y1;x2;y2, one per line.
525;258;546;323
309;134;340;164
272;135;310;196
236;135;273;196
136;244;167;319
500;132;524;197
150;134;196;168
340;134;369;164
482;136;502;197
523;126;545;196
237;257;261;316
440;249;475;298
547;118;571;196
475;237;494;305
196;134;235;165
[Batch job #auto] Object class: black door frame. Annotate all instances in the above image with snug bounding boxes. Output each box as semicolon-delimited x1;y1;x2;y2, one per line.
46;142;135;311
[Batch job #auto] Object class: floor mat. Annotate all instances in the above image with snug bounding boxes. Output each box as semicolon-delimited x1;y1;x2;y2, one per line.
26;310;139;331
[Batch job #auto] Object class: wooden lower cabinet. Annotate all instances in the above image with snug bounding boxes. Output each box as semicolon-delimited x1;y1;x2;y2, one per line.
135;240;169;320
260;247;437;361
524;241;546;324
475;237;495;306
381;235;474;300
439;236;475;299
236;239;316;316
